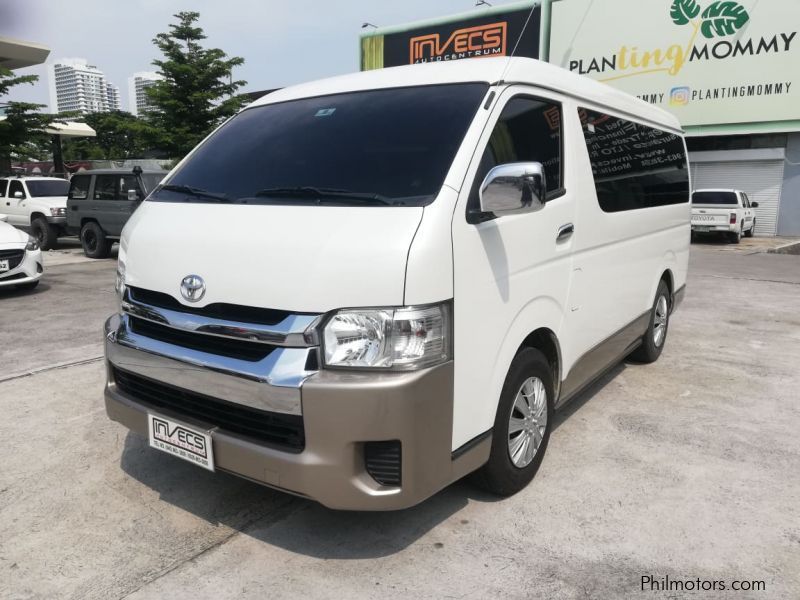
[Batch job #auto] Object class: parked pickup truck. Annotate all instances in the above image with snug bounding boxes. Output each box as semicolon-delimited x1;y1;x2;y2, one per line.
0;176;71;250
691;189;758;244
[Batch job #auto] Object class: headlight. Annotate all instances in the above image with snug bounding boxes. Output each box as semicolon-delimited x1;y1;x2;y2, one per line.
322;303;451;370
115;263;126;301
50;207;67;217
25;235;40;251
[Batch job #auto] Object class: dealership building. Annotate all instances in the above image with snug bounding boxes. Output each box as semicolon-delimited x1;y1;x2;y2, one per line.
361;0;800;236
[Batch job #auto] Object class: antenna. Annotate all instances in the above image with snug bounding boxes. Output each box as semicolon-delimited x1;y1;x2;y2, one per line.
361;22;378;29
496;1;539;84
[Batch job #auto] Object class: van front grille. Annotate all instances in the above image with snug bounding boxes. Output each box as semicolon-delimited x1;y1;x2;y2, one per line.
113;367;305;451
128;286;295;326
129;316;275;362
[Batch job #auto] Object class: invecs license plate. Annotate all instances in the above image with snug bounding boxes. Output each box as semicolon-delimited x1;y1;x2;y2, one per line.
0;259;9;272
147;413;215;471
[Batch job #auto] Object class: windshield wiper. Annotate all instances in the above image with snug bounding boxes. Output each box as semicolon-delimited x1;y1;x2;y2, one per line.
159;184;231;202
253;186;393;205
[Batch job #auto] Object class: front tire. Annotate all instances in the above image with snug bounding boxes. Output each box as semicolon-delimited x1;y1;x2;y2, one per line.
31;217;57;250
80;222;110;259
629;280;670;364
472;348;553;497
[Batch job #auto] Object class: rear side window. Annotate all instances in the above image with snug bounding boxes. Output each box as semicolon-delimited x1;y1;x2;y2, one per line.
94;175;118;200
579;108;688;212
69;175;90;199
0;180;6;198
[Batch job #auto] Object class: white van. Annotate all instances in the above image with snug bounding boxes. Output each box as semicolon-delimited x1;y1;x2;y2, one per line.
104;57;690;510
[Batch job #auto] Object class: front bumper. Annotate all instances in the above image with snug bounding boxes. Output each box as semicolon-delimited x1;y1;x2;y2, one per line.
104;314;488;510
0;247;43;287
46;215;67;225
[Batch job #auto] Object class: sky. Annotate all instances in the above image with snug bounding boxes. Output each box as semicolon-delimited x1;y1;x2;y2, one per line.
1;0;522;112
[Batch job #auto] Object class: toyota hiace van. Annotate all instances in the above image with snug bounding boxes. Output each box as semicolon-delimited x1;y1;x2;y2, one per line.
104;57;690;510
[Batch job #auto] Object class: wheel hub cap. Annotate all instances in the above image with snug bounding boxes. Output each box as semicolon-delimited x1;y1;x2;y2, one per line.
507;376;548;468
653;295;668;348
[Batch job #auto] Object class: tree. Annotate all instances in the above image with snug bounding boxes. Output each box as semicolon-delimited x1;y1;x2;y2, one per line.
0;67;58;171
147;11;247;158
62;111;162;161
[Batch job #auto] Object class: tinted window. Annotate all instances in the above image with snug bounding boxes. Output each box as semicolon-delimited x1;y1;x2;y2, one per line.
692;191;738;205
26;179;70;197
0;180;6;198
68;175;91;199
94;175;118;200
151;83;489;206
9;180;25;198
119;175;140;200
579;109;688;212
140;173;165;194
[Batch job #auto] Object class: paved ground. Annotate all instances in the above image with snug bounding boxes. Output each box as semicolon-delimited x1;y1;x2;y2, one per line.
1;243;798;599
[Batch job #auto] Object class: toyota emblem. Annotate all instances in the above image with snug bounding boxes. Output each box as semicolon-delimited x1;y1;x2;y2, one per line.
180;274;206;303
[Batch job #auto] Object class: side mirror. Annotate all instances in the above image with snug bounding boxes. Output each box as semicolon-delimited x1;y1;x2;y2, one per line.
751;201;759;208
13;191;24;199
127;189;139;201
479;162;546;217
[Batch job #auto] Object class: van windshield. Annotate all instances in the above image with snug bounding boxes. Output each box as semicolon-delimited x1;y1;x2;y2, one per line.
149;83;489;206
692;191;738;205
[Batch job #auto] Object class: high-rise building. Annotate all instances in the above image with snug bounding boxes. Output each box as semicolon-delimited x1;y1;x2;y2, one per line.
128;71;163;116
47;58;120;114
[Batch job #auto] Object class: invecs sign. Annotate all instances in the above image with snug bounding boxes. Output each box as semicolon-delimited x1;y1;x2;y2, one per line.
365;5;540;71
409;22;507;64
549;0;799;129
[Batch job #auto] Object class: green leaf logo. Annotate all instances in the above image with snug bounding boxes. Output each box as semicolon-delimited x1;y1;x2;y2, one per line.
670;0;701;25
699;1;750;38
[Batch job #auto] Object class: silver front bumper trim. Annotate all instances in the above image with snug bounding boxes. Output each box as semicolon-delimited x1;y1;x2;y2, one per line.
105;314;314;415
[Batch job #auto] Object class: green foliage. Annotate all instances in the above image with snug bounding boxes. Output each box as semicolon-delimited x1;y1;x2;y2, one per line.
62;110;163;161
147;11;248;158
700;1;749;38
670;0;701;25
0;67;59;163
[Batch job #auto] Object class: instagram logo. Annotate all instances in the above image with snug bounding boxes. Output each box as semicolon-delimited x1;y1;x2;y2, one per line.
670;86;690;106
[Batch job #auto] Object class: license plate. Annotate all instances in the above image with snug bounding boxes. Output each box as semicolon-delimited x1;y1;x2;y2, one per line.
0;259;9;272
693;226;710;232
147;413;215;471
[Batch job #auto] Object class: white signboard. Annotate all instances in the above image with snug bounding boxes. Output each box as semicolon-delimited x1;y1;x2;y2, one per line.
550;0;799;131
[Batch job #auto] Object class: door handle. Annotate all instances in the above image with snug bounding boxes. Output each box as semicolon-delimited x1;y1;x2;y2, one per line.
557;223;574;241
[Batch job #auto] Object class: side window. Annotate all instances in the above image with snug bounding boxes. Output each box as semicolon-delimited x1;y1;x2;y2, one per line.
9;180;26;199
743;194;750;208
468;96;563;213
68;175;91;199
93;175;118;200
578;108;689;212
0;180;6;198
118;176;141;200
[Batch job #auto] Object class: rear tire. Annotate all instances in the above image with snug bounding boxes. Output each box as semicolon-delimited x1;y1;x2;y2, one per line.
729;228;741;244
629;280;670;364
80;222;110;259
472;348;553;497
31;217;57;251
745;220;755;237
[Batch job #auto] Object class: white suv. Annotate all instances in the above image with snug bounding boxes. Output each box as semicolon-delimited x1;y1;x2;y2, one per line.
0;176;71;249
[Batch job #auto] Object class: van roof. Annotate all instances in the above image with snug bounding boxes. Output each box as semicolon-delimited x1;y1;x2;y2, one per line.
248;57;683;133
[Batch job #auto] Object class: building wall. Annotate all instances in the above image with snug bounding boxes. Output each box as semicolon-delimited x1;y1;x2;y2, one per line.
777;133;800;236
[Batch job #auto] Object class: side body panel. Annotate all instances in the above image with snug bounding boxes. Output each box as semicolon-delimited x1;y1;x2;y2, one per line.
450;85;579;451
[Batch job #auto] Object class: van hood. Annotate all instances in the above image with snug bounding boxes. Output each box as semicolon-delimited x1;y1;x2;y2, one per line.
121;201;424;313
